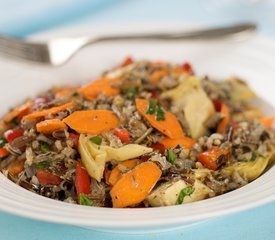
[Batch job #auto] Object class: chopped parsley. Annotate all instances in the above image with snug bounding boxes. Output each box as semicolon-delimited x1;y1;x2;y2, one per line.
251;152;257;161
167;149;176;164
89;136;102;145
156;105;165;121
122;87;138;99
146;99;157;114
176;186;194;205
0;137;7;147
79;194;93;206
40;142;50;153
34;161;50;170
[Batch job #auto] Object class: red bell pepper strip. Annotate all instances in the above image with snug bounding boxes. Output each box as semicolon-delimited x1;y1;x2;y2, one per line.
4;128;24;143
75;162;91;200
114;128;131;144
36;170;62;185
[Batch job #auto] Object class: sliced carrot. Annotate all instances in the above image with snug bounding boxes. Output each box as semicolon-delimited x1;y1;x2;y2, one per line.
4;101;33;123
259;117;274;128
7;159;25;177
171;67;185;75
54;87;79;99
23;101;75;121
149;70;168;84
217;103;231;134
110;161;161;208
79;78;120;100
63;110;119;134
36;119;67;134
160;137;196;149
108;159;139;186
135;99;184;139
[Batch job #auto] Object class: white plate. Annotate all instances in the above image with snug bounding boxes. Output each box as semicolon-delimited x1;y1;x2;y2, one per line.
0;23;275;233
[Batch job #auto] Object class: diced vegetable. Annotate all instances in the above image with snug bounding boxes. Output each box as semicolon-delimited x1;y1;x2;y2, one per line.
63;110;119;135
166;149;176;164
89;136;102;145
7;159;25;177
3;101;32;123
162;76;215;139
79;78;120;100
36;170;62;185
75;162;91;199
4;128;24;143
79;193;93;206
197;146;229;170
160;137;195;149
217;103;231;134
114;128;131;143
110;161;161;208
36;119;67;134
108;159;139;186
23;101;75;120
156;105;165;121
181;62;193;74
69;133;79;148
150;142;165;155
146;99;157;115
0;148;9;159
120;56;133;67
149;70;168;84
54;87;79;99
135;99;184;139
259;117;274;128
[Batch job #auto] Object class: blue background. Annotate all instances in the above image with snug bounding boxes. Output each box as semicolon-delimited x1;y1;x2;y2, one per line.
0;0;275;239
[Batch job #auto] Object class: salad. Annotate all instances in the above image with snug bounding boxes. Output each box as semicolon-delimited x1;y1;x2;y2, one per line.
0;57;274;208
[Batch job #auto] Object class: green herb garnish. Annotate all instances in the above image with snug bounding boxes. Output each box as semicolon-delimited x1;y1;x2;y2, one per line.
146;99;156;114
34;161;50;170
89;136;102;145
79;194;93;206
156;105;165;121
251;152;257;161
176;186;194;205
167;149;176;164
0;137;7;148
40;142;50;153
122;87;138;99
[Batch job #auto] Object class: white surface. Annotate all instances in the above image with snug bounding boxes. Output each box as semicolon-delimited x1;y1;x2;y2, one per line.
0;23;275;233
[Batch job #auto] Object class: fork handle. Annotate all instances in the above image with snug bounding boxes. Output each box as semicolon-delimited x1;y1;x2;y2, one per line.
92;23;256;43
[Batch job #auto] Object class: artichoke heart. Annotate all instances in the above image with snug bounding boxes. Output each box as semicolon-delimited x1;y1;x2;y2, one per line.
78;134;153;181
163;76;215;139
146;179;213;207
221;152;274;182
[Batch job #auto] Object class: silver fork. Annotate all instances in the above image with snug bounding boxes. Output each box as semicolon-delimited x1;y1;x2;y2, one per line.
0;23;256;66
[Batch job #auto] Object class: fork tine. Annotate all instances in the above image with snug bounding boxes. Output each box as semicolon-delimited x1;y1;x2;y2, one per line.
0;35;50;64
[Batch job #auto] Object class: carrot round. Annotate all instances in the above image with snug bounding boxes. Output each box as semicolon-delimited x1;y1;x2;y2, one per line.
259;117;274;128
23;101;75;120
160;137;196;149
63;110;119;134
110;161;161;208
4;101;33;123
108;159;139;186
135;99;184;139
217;103;231;134
79;78;120;100
36;119;67;134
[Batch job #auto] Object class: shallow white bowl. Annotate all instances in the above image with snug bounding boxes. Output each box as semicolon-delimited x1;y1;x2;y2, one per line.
0;23;275;233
